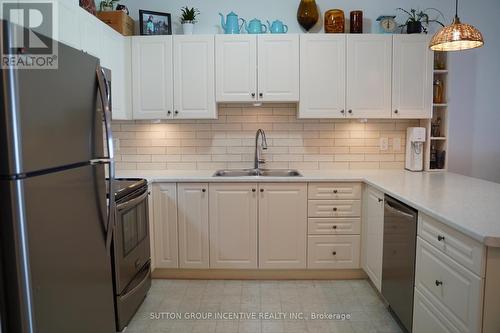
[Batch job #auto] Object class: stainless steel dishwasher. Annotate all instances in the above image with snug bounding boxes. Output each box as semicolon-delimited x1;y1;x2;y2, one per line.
381;195;418;333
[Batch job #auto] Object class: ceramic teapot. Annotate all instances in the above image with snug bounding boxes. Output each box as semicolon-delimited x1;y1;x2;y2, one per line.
219;12;245;34
267;20;288;33
245;18;267;34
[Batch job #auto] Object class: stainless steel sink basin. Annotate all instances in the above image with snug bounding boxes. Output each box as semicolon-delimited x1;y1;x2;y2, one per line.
213;169;302;177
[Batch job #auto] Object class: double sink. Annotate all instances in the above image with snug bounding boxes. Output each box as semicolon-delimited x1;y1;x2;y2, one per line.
213;169;302;177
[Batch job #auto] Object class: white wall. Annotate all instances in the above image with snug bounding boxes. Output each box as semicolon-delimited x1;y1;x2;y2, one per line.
120;0;500;182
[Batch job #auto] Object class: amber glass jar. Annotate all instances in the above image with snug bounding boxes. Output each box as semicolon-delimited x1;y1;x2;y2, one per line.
350;10;363;33
325;9;345;33
433;79;444;104
297;0;319;31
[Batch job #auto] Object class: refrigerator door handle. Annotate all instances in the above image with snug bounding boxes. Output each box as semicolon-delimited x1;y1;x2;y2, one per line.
96;66;115;253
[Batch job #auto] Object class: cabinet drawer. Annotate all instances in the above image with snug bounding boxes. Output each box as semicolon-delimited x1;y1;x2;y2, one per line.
308;200;361;218
307;235;360;269
418;213;485;276
308;183;361;200
413;289;462;333
308;218;361;235
415;238;483;333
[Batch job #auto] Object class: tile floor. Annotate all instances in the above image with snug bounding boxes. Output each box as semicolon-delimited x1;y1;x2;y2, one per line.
125;279;403;333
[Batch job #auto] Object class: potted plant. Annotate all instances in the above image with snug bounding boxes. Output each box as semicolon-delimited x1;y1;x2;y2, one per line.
180;6;200;35
99;0;118;11
397;8;445;34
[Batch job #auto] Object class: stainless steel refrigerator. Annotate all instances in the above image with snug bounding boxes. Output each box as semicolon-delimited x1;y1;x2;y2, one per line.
0;24;117;333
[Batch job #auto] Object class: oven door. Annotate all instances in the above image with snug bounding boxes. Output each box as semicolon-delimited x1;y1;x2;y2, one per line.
114;188;151;295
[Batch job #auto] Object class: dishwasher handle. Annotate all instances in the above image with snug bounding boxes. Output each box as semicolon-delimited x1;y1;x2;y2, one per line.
384;196;417;219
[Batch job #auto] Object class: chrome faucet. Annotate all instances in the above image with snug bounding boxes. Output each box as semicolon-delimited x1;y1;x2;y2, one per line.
254;129;268;170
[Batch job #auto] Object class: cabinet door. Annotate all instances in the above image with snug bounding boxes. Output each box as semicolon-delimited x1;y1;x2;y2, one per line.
413;289;461;333
79;9;102;58
215;35;257;102
259;183;307;269
58;1;81;49
177;183;209;269
392;35;433;119
132;36;173;120
299;35;346;118
102;29;132;120
173;35;216;119
258;35;299;102
346;35;392;118
209;183;258;269
152;183;178;268
361;186;385;291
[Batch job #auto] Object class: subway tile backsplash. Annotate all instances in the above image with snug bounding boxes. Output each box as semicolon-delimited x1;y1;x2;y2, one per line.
112;104;418;171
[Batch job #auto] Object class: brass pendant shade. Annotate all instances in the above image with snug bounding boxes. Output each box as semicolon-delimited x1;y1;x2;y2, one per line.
429;0;484;51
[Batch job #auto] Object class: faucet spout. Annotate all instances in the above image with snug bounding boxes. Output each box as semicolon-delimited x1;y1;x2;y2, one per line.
254;129;268;170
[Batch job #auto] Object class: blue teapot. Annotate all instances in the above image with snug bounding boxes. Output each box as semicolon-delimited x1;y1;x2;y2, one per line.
219;12;245;34
245;18;267;34
267;20;288;33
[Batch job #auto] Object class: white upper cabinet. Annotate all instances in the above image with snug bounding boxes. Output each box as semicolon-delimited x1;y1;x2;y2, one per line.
257;34;300;102
361;186;385;291
132;36;173;120
101;28;132;120
299;35;346;118
258;183;307;269
392;35;433;119
215;35;257;102
58;1;81;49
79;9;102;58
346;35;392;118
173;35;216;119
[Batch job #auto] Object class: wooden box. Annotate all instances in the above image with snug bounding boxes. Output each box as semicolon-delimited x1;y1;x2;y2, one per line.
97;11;134;36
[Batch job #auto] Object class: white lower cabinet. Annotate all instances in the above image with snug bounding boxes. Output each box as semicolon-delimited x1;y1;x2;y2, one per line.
209;183;258;269
177;183;209;269
152;183;178;268
258;183;307;269
361;186;384;291
413;289;462;333
414;237;483;333
308;235;360;269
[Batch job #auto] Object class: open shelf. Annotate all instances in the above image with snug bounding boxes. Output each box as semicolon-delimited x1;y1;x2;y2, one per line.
430;137;447;140
434;70;449;74
433;103;448;107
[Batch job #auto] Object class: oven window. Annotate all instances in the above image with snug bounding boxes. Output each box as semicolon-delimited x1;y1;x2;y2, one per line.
122;209;138;256
121;198;148;257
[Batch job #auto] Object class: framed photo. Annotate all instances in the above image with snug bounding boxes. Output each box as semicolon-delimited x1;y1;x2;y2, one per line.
139;10;172;35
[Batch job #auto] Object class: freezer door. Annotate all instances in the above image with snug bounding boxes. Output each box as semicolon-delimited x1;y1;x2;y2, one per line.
0;41;105;177
0;164;116;333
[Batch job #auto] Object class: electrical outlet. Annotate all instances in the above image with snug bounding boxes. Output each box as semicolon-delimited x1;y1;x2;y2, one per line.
393;137;402;152
113;138;120;152
380;137;389;151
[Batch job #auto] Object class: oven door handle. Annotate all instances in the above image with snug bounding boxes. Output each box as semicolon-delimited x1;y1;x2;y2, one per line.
116;190;148;212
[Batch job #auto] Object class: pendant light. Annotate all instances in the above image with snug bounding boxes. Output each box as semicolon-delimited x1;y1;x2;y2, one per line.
429;0;484;51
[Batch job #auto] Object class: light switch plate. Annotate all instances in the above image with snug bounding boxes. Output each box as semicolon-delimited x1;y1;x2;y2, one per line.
393;137;402;151
380;137;389;151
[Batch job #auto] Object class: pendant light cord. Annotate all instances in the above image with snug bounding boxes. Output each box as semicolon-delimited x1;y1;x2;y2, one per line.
455;0;459;19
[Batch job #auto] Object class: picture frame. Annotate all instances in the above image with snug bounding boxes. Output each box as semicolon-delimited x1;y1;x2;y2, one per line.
139;10;172;35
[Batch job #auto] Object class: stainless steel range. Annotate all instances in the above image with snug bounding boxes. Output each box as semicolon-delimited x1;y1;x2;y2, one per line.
111;178;151;331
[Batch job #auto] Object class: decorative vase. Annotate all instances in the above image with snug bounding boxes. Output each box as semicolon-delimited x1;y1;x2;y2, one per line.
79;0;96;15
406;21;422;34
182;22;195;35
350;10;363;33
297;0;319;32
325;9;344;33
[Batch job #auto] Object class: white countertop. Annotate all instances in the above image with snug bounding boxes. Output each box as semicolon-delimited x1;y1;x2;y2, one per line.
117;169;500;247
